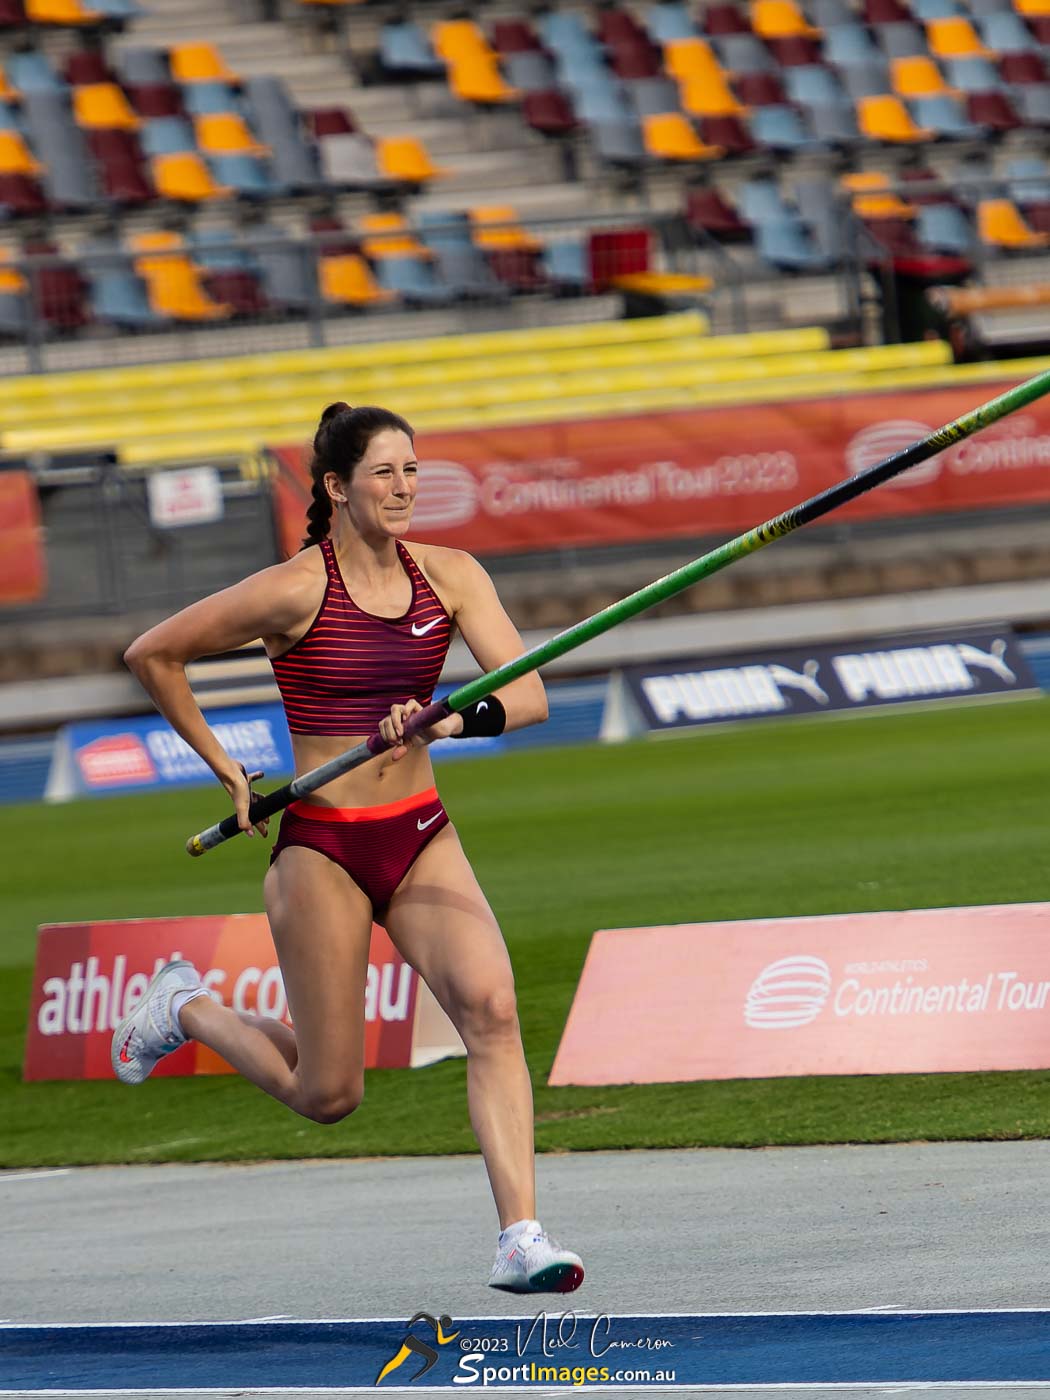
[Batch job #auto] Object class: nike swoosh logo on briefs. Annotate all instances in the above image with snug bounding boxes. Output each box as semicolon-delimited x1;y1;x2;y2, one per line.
411;618;442;637
417;812;442;831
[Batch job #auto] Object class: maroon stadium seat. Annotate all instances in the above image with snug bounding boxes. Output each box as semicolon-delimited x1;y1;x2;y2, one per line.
1028;16;1050;43
522;89;577;136
900;166;954;204
862;0;910;24
766;35;822;64
24;240;90;331
491;19;543;53
203;269;270;316
305;106;357;139
126;82;184;118
609;40;663;79
704;3;751;35
596;7;649;46
998;52;1047;85
734;71;788;105
684;184;751;240
485;247;550;291
699;114;756;154
65;50;115;87
1023;201;1050;235
965;91;1022;131
588;226;650;290
0;172;48;215
0;0;26;24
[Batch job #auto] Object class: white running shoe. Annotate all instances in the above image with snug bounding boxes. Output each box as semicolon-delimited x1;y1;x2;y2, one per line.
488;1221;585;1294
111;959;204;1086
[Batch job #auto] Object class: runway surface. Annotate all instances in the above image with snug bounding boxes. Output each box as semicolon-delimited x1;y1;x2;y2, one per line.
3;1141;1050;1396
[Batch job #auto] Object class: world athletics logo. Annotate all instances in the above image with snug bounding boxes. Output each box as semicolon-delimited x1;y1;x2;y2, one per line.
745;956;832;1030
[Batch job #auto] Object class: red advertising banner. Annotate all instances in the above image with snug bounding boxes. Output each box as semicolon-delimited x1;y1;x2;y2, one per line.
549;903;1050;1086
271;381;1050;557
24;915;464;1082
0;469;46;603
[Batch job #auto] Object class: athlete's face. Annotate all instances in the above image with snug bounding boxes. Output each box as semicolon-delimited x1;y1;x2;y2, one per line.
332;429;417;538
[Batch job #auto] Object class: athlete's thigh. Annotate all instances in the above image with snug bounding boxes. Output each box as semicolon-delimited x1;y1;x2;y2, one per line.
264;845;374;1082
382;824;515;1013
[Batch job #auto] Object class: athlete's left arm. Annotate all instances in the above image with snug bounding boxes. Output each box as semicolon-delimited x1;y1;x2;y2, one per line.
438;549;548;732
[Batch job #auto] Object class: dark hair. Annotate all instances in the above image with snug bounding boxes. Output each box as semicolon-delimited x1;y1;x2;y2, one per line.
301;403;414;549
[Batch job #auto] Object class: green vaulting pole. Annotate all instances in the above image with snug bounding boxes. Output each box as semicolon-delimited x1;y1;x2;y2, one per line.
187;365;1050;855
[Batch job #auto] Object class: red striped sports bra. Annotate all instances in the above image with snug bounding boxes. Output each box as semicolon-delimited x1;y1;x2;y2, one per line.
271;538;453;735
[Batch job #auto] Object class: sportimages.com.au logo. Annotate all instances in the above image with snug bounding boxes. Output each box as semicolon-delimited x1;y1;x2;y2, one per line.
374;1311;676;1387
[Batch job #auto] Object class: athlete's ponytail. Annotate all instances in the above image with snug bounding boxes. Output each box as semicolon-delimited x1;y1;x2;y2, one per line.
300;403;414;550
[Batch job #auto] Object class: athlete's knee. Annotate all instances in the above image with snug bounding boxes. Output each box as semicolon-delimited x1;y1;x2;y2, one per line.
297;1078;364;1125
456;983;520;1046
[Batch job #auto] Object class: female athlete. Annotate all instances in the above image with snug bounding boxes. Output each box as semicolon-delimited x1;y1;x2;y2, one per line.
112;403;584;1295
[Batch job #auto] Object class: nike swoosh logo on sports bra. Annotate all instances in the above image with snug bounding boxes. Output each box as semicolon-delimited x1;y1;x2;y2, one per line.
417;812;442;831
411;618;442;637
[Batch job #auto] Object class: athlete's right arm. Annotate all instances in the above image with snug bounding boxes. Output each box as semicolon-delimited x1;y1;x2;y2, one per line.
123;557;319;833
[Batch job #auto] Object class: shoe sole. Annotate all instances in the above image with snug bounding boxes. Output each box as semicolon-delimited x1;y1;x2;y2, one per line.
490;1262;585;1294
111;958;196;1086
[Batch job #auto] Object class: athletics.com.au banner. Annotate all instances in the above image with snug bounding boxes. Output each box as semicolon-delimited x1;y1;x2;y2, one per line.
272;381;1050;556
23;915;464;1081
549;903;1050;1085
619;629;1036;732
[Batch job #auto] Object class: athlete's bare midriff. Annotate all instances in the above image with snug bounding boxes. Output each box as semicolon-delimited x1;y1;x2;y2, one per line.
290;732;439;810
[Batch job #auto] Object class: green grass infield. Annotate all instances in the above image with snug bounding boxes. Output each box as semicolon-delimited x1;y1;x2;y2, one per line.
2;695;1049;1167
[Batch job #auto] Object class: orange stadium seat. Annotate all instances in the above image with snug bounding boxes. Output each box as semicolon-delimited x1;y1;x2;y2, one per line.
750;0;820;38
0;131;42;175
194;113;267;156
977;198;1050;247
150;151;231;201
130;231;232;320
320;253;395;305
1014;0;1050;13
375;135;447;184
890;56;952;98
842;171;916;219
643;112;723;159
0;64;16;100
73;82;139;130
857;94;934;141
0;252;26;294
169;43;239;85
469;205;541;250
358;212;429;259
664;38;724;82
25;0;100;21
680;70;745;115
925;17;990;58
449;53;516;104
432;18;492;59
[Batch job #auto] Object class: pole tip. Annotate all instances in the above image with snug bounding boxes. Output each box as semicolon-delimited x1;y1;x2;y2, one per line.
186;835;205;857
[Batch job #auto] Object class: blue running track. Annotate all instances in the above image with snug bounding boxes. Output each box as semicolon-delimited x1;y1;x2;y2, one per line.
4;1311;1050;1391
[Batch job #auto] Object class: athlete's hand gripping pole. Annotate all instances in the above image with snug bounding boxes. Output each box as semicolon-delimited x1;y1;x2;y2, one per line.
186;365;1050;857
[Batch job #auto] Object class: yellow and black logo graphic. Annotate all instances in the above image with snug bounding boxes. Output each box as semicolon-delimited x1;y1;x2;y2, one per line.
375;1312;460;1385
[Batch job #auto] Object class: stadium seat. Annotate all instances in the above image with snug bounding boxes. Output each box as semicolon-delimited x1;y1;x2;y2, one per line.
977;197;1049;246
877;22;929;58
195;113;267;156
910;92;982;134
375;255;454;306
609;40;664;80
735;70;788;103
1015;0;1050;14
698;113;756;152
22;237;90;329
130;231;231;319
73;81;138;129
208;152;275;195
596;7;648;46
784;64;847;105
839;61;893;99
432;17;491;60
522;90;578;136
85;256;159;327
318;133;382;186
379;19;445;76
749;104;821;148
679;68;745;115
116;48;169;86
538;10;601;56
714;33;775;72
22;91;97;206
965;90;1022;128
684;182;751;239
25;0;99;22
591;117;646;167
766;36;821;63
647;2;696;42
916;201;974;252
141;116;195;155
0;0;26;23
751;0;821;38
809;102;863;142
0;130;41;173
6;50;64;93
375;135;446;185
320;252;394;307
150;150;230;201
542;238;590;291
704;3;751;34
663;37;721;81
756;217;832;270
911;0;963;17
998;51;1047;82
1012;83;1050;122
504;52;556;92
359;212;428;260
305;106;355;138
738;175;798;224
824;23;883;66
642;111;722;158
857;93;934;139
628;76;683;116
491;18;543;53
85;127;152;202
863;0;911;22
945;56;1003;90
126;82;182;118
169;43;238;85
980;10;1039;47
794;175;849;258
64;49;113;86
416;208;471;248
182;82;242;117
243;75;322;192
469;205;541;251
1005;154;1050;201
842;170;916;217
0;170;47;213
0;64;13;100
926;17;990;56
449;52;516;105
891;56;952;96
